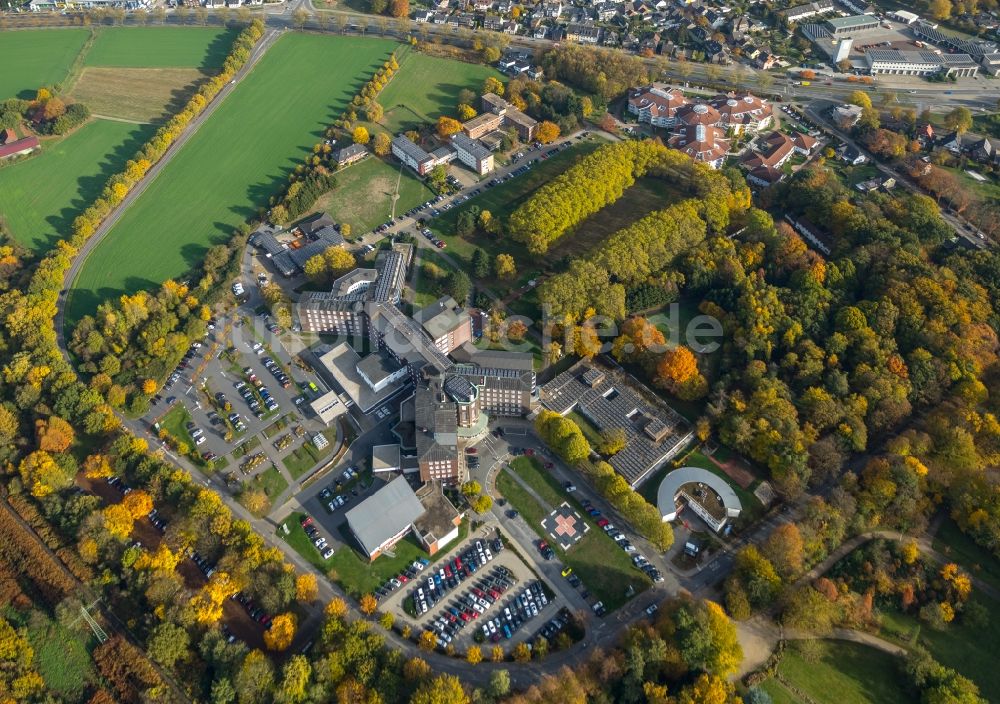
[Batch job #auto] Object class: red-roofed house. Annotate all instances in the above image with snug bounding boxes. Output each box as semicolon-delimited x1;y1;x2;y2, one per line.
668;124;730;169
627;84;689;127
0;136;40;160
709;93;774;134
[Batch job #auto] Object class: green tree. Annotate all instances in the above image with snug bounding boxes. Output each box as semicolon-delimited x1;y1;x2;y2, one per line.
445;270;471;303
495;253;516;280
471;248;491;278
148;622;189;668
944;106;973;135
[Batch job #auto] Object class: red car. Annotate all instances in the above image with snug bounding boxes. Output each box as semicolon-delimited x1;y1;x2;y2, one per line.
544;462;554;469
300;516;313;528
597;518;610;528
466;447;477;454
525;448;535;456
398;573;409;583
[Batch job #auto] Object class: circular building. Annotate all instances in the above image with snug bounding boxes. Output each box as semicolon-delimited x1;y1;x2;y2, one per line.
656;466;742;533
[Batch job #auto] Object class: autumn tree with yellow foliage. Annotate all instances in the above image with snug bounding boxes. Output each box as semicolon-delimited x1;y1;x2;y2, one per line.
264;613;297;651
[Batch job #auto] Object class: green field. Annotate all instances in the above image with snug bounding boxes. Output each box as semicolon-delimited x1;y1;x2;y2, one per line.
85;27;237;68
313;155;434;235
497;457;650;611
0;28;90;99
69;33;399;324
880;598;1000;700
932;517;1000;593
761;640;910;704
375;52;502;134
0;119;154;253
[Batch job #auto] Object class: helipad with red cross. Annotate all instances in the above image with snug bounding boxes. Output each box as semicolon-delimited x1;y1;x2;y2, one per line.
541;503;589;550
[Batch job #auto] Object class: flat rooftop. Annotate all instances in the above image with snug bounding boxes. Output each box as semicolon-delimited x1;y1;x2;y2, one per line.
318;343;409;414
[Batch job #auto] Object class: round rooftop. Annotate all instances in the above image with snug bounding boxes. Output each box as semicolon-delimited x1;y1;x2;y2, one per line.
726;99;738;106
656;466;742;521
693;104;709;114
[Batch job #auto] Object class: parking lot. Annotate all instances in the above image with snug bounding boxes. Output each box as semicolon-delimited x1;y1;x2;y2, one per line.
144;311;339;503
373;532;567;652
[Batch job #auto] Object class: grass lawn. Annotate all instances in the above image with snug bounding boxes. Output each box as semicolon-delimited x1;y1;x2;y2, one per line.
282;428;338;479
69;33;399;324
326;519;469;598
427;138;604;290
4;607;95;699
158;402;195;446
765;640;910;704
566;411;604;447
499;457;650;611
0;28;90;99
413;245;458;307
373;52;502;135
312;155;434;235
880;599;1000;700
0;118;154;253
280;513;333;573
85;26;237;69
254;465;288;499
931;517;1000;593
283;444;317;479
760;679;800;704
563;176;678;251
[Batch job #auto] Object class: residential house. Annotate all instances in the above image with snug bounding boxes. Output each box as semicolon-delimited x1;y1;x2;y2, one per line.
333;143;368;167
566;22;602;43
836;144;866;165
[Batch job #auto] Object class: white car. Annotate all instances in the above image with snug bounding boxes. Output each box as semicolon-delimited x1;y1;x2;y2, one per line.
322;547;335;559
232;282;244;295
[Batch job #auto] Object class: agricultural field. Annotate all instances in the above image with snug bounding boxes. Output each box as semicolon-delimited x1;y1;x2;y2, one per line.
70;67;209;123
0;119;154;253
71;27;236;123
84;26;237;68
761;640;911;704
0;28;90;99
373;51;502;135
69;33;399;324
312;155;434;235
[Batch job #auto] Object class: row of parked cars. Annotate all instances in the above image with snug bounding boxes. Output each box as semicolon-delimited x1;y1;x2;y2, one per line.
261;356;291;389
299;515;335;560
232;591;272;629
399;538;502;610
478;580;549;645
423;565;517;644
419;228;447;249
374;558;431;602
160;341;204;395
